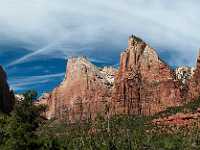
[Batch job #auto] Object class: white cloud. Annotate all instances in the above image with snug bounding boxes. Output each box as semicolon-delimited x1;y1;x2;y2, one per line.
0;0;200;67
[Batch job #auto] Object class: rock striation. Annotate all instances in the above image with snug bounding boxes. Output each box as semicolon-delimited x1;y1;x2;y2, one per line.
0;66;14;113
38;35;200;120
112;35;184;115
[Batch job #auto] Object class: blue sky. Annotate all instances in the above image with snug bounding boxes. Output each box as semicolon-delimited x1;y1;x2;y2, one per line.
0;0;200;95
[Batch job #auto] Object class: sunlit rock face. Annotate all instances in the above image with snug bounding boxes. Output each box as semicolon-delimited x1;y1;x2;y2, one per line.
37;57;117;121
37;35;200;120
0;66;14;113
112;35;192;116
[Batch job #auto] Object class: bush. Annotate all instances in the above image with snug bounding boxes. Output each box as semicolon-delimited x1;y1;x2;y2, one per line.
1;93;200;149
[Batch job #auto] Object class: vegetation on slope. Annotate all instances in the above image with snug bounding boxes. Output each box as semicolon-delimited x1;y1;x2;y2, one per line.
153;98;200;119
1;91;200;149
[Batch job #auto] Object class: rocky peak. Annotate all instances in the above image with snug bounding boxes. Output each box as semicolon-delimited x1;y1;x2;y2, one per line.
122;35;147;69
119;35;173;82
64;56;96;81
38;57;116;121
113;36;181;115
64;57;116;86
128;35;146;48
125;35;160;70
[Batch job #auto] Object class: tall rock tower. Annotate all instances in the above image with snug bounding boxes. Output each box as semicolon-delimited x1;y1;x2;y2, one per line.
112;35;183;115
37;57;117;121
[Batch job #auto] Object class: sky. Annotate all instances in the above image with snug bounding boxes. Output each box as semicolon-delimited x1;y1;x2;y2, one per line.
0;0;200;94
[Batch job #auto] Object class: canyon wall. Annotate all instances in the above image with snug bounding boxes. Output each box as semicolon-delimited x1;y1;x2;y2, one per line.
112;36;194;116
38;35;200;120
37;57;116;121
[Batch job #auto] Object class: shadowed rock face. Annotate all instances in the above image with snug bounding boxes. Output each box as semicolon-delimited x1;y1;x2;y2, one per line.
0;66;14;113
37;57;117;121
37;35;200;120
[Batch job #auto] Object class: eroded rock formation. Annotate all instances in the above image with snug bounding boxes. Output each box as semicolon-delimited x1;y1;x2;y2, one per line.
37;57;117;121
38;35;200;120
112;36;184;115
0;66;14;113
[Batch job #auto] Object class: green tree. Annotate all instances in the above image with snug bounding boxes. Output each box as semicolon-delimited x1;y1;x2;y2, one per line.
2;90;46;150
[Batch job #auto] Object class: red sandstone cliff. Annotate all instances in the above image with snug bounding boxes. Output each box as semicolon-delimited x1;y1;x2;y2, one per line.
112;35;184;115
37;57;116;121
37;35;200;120
0;66;14;113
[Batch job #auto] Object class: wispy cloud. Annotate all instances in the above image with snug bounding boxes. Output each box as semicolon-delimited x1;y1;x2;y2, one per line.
0;0;199;67
1;0;200;94
9;73;65;91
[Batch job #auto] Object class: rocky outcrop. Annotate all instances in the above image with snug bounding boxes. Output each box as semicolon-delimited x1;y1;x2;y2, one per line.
0;66;14;113
111;35;197;116
152;110;200;126
38;35;200;121
37;57;117;121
